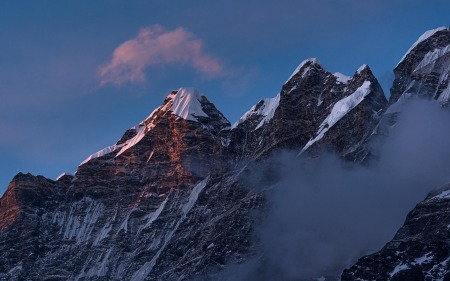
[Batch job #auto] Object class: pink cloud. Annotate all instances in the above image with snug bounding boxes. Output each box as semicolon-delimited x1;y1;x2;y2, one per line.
99;25;225;86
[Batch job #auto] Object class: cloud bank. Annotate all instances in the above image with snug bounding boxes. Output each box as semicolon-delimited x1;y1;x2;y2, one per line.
200;99;450;280
99;25;225;86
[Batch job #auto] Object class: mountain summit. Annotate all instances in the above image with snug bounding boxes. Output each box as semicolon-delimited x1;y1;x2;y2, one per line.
391;27;450;105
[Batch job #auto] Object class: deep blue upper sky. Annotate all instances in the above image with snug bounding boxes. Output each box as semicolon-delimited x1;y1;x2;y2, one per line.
1;0;449;195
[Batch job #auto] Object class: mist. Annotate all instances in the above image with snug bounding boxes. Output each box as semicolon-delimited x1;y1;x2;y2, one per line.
201;98;450;280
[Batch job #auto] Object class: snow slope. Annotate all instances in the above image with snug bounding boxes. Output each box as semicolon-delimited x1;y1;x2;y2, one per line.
232;93;280;130
301;80;372;153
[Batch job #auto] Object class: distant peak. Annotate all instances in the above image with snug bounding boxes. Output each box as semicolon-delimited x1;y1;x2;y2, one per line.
285;58;321;83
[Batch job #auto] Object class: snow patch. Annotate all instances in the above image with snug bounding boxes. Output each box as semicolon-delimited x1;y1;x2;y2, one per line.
430;189;450;200
413;252;434;265
56;172;75;181
221;137;231;147
286;58;320;83
357;64;368;73
146;150;155;163
300;81;372;154
182;177;209;215
130;177;209;281
232;93;280;130
398;27;448;65
118;207;137;233
80;143;125;166
93;223;113;246
255;94;281;129
334;72;351;83
143;196;169;228
62;198;105;244
390;263;409;277
426;256;450;279
415;44;450;72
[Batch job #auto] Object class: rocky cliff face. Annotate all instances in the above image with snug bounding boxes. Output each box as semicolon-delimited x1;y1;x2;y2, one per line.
0;56;387;280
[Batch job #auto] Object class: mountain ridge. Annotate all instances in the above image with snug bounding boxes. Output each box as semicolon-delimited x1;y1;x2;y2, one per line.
1;26;450;281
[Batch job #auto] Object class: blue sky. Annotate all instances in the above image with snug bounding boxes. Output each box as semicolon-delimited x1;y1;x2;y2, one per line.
0;0;449;195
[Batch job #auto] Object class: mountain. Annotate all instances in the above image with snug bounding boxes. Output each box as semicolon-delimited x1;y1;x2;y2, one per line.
341;27;450;281
226;58;386;162
0;58;387;280
390;27;450;105
4;26;450;281
342;184;450;281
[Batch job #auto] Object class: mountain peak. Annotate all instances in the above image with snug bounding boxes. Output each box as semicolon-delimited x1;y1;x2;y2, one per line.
285;57;321;83
160;87;209;122
398;26;449;65
79;87;229;166
357;64;369;73
391;27;450;104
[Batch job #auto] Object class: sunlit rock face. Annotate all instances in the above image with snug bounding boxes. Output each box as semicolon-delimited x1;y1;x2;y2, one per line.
390;27;450;105
0;58;388;280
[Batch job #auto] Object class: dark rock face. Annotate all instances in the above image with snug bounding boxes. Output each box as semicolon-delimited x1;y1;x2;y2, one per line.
0;60;387;281
342;184;450;281
390;27;450;105
227;59;387;162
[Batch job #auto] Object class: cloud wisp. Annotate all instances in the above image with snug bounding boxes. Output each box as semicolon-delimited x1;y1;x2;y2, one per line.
99;25;225;86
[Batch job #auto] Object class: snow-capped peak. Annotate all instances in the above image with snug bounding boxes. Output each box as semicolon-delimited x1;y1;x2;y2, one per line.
79;88;219;166
160;88;209;122
286;58;321;83
357;64;369;74
398;27;448;65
